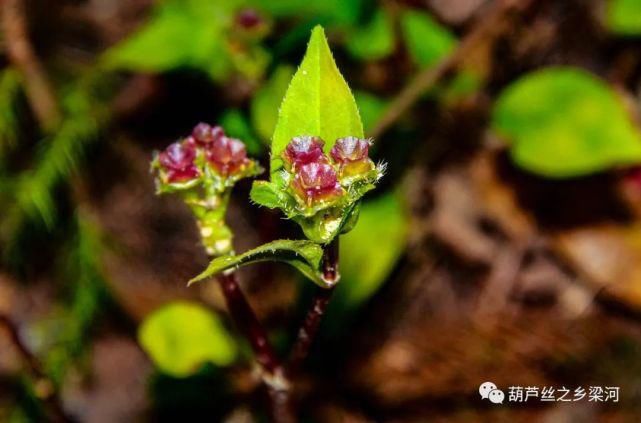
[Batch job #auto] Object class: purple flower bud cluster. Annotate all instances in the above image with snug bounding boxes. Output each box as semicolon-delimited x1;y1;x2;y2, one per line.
282;136;375;206
156;123;252;185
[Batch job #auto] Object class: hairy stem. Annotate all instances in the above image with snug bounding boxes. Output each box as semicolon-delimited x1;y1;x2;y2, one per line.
289;238;339;370
216;272;294;423
0;314;72;422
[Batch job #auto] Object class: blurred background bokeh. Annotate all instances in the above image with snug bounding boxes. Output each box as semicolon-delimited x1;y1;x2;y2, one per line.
1;0;641;421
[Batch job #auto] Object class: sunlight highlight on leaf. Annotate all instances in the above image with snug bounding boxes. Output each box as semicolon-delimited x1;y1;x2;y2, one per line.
139;302;237;377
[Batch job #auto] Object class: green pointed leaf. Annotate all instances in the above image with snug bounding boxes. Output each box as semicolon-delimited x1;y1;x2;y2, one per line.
270;25;363;177
138;301;237;377
492;67;641;178
189;240;328;287
607;0;641;36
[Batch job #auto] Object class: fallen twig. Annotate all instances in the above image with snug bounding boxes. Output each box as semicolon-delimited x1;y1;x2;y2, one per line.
2;0;61;131
369;0;537;139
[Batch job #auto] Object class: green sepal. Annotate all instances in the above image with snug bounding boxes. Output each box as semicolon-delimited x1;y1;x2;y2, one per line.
188;239;332;288
250;180;288;210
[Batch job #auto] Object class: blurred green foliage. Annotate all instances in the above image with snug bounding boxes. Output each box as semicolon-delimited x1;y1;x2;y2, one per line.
440;70;483;104
400;10;456;68
104;0;269;81
492;67;641;178
2;72;113;275
354;90;388;134
12;83;105;228
250;65;295;143
252;0;363;27
0;68;21;160
139;302;238;377
219;108;263;155
345;9;394;61
41;215;107;384
607;0;641;36
338;191;408;308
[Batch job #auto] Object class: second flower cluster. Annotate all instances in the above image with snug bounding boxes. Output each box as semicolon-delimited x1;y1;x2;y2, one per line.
281;136;378;208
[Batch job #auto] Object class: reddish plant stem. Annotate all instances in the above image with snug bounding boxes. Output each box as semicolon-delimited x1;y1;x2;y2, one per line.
321;238;340;284
0;314;72;423
288;239;339;370
216;272;294;423
217;273;282;374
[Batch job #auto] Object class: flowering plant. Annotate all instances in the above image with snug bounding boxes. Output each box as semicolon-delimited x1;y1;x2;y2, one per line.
151;25;383;422
151;123;261;255
190;26;384;288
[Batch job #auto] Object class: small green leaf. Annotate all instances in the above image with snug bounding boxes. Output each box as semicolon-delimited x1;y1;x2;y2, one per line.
189;240;328;287
270;25;363;177
249;180;285;209
139;301;237;377
492;67;641;178
400;10;456;68
103;1;223;73
103;0;267;81
250;65;295;143
345;10;395;61
607;0;641;36
338;192;408;307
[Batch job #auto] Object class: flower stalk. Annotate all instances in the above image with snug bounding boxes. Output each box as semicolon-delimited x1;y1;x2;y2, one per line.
289;238;339;370
152;123;294;422
216;272;294;423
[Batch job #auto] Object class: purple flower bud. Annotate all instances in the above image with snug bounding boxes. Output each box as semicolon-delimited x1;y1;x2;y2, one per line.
330;136;375;179
236;8;262;29
183;135;197;150
192;122;224;146
158;141;200;183
206;136;249;176
292;162;343;204
283;136;327;170
330;136;370;163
